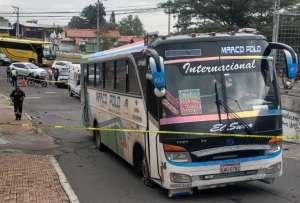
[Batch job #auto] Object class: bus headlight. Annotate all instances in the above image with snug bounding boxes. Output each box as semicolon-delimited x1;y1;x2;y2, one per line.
164;144;191;162
170;173;192;183
265;137;282;154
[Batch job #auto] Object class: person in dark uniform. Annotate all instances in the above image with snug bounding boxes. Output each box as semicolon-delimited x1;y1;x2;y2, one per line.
10;86;26;120
53;68;59;81
6;66;11;83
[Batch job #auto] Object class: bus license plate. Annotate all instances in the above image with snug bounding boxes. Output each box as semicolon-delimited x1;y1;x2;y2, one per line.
220;163;241;173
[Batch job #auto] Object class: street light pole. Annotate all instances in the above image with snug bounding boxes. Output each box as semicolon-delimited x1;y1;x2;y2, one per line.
12;6;20;39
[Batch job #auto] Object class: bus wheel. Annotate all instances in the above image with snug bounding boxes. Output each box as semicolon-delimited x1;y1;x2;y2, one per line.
134;145;155;187
94;122;106;151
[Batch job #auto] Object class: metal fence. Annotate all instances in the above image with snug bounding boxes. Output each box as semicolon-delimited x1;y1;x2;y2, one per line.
273;11;300;79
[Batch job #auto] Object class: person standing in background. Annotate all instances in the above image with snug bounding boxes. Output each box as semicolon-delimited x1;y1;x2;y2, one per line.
10;86;26;120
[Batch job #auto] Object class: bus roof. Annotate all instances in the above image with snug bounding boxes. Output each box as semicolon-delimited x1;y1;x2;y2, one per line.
0;37;51;45
81;33;267;64
151;33;266;47
82;41;146;63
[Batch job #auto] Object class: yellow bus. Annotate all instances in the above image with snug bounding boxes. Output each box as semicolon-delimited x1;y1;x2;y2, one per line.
0;37;56;66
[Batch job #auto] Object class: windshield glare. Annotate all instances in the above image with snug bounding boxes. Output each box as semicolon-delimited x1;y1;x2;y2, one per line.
28;63;39;69
43;43;56;57
162;59;278;119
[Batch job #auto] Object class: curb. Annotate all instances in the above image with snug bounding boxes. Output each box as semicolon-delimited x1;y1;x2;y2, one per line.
49;156;80;203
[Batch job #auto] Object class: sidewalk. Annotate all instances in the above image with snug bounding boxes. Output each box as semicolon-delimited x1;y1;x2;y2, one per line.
0;154;69;203
0;94;76;203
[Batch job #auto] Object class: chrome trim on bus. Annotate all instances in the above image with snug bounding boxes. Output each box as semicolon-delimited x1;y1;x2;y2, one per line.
191;145;271;158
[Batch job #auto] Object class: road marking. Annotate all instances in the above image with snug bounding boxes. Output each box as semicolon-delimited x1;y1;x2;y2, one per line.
49;156;80;203
24;113;32;121
45;92;57;94
26;97;41;99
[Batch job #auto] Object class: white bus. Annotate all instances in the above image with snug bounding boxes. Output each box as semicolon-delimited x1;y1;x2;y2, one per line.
81;33;298;197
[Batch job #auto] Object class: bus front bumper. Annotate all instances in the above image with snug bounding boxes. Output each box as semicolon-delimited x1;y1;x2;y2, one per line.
162;151;282;190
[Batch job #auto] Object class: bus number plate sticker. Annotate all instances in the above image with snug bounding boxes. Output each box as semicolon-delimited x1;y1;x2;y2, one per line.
220;163;241;173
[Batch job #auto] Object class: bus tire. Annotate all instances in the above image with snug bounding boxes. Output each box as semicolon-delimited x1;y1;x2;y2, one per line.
133;144;155;187
94;121;106;151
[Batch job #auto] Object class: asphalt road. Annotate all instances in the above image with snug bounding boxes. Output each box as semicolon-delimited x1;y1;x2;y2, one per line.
0;67;300;203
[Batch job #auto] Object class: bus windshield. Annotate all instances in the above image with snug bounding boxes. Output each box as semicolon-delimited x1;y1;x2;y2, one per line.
43;43;56;58
162;59;279;119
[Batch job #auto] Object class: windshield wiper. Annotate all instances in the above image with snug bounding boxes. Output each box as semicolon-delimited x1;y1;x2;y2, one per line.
214;82;251;134
214;82;222;123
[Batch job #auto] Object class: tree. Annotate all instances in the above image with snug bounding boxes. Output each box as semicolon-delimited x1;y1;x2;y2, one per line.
68;16;88;29
160;0;300;37
119;15;145;35
107;11;118;30
68;2;106;29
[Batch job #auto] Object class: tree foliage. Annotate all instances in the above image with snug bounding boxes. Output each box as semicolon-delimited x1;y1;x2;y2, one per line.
160;0;300;37
68;2;106;29
119;15;145;35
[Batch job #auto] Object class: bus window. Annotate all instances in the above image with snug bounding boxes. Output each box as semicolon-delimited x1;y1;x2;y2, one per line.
84;64;89;86
105;61;115;91
96;63;104;89
116;60;127;93
135;56;148;95
128;60;141;95
88;64;95;88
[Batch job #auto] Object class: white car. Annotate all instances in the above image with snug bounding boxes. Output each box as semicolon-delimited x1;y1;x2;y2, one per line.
68;64;81;97
52;60;72;87
9;62;48;78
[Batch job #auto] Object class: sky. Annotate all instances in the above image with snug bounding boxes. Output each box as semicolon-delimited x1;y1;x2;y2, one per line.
0;0;175;35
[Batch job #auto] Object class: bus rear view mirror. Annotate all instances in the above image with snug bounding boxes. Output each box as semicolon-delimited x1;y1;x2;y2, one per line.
265;42;299;89
149;56;166;97
283;50;298;79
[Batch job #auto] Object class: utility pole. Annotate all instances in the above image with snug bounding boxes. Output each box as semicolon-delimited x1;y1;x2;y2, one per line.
12;6;20;39
97;0;100;51
167;1;171;35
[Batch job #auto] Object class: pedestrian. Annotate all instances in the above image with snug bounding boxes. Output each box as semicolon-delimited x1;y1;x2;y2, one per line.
10;86;26;121
6;66;11;83
53;68;59;81
11;67;18;87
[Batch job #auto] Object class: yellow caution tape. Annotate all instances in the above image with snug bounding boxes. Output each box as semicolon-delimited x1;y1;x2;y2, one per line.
0;122;298;141
0;77;67;84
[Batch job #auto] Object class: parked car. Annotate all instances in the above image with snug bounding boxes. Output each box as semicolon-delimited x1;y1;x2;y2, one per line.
9;62;48;78
68;64;81;98
52;60;72;87
0;53;11;66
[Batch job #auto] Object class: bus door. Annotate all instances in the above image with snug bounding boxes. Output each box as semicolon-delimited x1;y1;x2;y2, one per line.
145;77;162;180
32;44;43;64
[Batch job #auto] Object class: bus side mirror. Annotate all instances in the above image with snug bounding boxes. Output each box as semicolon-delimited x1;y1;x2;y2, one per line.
149;56;166;97
284;50;298;79
265;42;299;89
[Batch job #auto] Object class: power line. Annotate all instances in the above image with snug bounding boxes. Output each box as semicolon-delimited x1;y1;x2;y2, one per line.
0;7;161;15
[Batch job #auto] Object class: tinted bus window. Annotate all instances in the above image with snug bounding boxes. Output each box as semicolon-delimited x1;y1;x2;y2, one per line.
88;64;95;87
105;61;115;90
85;64;89;86
116;60;127;93
96;63;104;89
128;60;140;95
